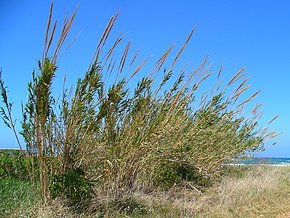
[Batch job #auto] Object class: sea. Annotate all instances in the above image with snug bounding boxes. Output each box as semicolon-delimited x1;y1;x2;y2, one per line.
231;157;290;166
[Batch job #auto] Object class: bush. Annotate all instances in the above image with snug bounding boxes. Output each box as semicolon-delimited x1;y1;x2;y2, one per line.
153;162;212;189
49;168;92;209
0;149;37;180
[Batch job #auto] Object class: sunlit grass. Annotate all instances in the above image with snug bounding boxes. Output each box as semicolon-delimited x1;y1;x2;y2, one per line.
116;166;290;218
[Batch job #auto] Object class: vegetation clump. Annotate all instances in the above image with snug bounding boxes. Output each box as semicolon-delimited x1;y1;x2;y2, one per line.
0;2;279;216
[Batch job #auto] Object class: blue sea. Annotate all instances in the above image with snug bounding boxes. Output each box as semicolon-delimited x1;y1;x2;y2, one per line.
232;158;290;166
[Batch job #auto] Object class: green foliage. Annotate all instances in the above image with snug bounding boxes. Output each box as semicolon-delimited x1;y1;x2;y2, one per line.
153;162;212;189
0;70;12;129
49;168;92;208
153;164;182;188
0;149;37;180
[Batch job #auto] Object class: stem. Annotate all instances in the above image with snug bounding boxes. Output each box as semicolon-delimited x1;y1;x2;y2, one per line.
7;107;24;152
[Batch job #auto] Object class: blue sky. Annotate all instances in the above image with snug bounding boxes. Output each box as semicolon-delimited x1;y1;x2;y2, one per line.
0;0;289;157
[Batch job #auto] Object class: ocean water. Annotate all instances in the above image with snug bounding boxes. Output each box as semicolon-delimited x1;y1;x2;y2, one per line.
233;158;290;166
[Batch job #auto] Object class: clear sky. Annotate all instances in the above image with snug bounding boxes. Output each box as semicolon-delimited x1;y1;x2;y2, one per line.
0;0;289;157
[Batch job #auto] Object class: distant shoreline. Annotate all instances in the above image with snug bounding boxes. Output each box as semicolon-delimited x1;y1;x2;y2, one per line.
228;157;290;166
224;163;290;167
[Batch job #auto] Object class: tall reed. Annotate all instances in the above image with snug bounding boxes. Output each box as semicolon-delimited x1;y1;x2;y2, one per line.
0;2;278;207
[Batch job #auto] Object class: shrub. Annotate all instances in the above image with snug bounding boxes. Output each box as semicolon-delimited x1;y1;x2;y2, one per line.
49;168;92;209
0;149;37;180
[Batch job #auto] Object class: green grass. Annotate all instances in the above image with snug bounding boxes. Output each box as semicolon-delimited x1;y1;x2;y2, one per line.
0;178;39;217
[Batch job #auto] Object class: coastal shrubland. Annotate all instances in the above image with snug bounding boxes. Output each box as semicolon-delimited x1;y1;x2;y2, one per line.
0;2;280;217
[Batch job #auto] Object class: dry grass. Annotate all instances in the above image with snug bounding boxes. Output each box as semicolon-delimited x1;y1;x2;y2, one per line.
4;165;290;217
197;165;290;217
131;165;290;218
38;166;290;218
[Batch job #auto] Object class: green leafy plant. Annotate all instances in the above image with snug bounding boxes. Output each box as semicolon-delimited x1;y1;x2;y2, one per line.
49;168;92;209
